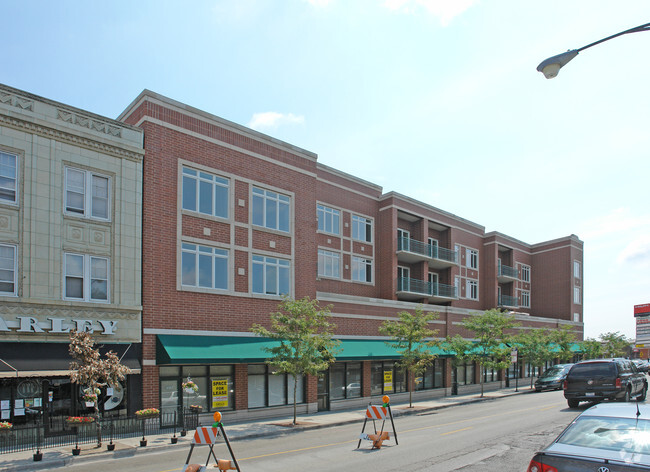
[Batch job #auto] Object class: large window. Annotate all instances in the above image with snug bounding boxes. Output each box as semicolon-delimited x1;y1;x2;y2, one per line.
64;253;109;302
466;249;478;269
370;361;406;396
252;255;290;296
351;256;372;283
521;265;530;283
318;249;340;279
159;365;235;416
466;279;478;300
574;286;581;304
521;290;530;308
252;187;290;232
415;359;444;390
182;167;229;218
317;204;340;235
454;361;475;386
330;362;362;400
574;260;581;279
247;365;304;408
181;243;228;290
0;244;16;295
0;151;17;204
352;215;372;243
65;167;110;220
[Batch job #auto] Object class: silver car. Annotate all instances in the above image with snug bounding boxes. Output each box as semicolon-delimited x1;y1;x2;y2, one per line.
528;403;650;471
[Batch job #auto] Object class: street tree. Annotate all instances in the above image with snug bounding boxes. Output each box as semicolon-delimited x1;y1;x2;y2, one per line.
444;334;475;393
462;309;519;397
515;329;554;388
251;296;340;425
379;307;440;407
599;331;632;358
68;330;131;446
551;325;578;363
579;338;603;360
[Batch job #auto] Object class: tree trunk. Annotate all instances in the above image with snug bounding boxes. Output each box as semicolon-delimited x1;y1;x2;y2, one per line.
292;375;297;426
480;364;484;397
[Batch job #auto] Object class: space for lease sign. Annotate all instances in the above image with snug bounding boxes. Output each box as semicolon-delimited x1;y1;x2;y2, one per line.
212;380;228;408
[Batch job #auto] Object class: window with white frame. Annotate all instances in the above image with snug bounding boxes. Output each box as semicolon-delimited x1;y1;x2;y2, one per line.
252;255;290;296
252;187;290;232
182;167;229;218
521;290;530;308
352;256;372;283
317;204;340;235
0;244;17;295
65;167;111;220
318;249;340;278
467;249;478;269
64;253;109;302
466;279;478;300
0;151;17;204
521;265;530;283
574;286;581;304
181;243;228;290
574;260;581;279
352;215;372;242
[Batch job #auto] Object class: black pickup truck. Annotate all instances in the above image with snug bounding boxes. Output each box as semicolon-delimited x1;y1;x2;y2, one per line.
564;358;648;408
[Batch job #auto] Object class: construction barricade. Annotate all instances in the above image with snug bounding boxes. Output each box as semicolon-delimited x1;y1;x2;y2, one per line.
182;412;241;472
357;395;398;450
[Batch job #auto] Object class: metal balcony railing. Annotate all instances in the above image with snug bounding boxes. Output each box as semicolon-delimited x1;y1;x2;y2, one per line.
397;237;457;264
397;277;457;299
498;264;518;279
498;295;519;307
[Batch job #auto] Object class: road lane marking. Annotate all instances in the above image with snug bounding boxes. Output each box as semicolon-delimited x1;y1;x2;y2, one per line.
440;426;472;436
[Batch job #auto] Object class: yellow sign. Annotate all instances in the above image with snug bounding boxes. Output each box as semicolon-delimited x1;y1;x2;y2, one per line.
212;379;229;408
636;344;645;348
383;371;393;393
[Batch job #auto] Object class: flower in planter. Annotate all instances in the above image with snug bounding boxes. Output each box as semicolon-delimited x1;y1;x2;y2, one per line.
135;408;160;418
66;416;95;424
82;387;101;403
0;421;12;430
182;376;199;393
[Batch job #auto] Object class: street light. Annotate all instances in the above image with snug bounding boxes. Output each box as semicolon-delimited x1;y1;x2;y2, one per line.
537;22;650;79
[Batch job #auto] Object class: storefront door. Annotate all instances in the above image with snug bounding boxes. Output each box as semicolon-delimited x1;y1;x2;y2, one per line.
317;371;329;411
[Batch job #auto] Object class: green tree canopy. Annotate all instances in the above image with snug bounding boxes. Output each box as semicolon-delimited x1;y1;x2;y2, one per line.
599;331;632;358
379;307;439;407
579;338;603;360
551;325;578;363
251;296;340;425
515;329;554;388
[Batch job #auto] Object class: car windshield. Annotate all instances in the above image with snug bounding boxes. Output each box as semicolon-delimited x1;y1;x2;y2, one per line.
557;415;650;454
540;367;564;378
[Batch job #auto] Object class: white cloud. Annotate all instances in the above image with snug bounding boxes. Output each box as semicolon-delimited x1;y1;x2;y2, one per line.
618;235;650;266
247;112;305;131
383;0;479;25
578;208;650;241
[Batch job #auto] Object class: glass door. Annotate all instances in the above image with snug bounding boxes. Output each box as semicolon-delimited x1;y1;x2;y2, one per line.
317;371;329;411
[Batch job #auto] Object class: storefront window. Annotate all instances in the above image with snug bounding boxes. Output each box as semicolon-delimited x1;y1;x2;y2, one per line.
247;364;304;408
371;361;400;395
330;362;361;400
210;365;234;411
416;359;444;390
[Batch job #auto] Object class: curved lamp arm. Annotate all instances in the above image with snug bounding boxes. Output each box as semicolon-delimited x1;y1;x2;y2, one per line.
537;22;650;79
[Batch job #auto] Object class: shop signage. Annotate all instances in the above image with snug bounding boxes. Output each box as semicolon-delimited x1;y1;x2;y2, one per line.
383;371;393;393
0;316;118;335
212;379;228;408
635;304;650;317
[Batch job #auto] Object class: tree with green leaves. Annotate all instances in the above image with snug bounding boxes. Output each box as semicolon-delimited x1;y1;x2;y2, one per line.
599;331;632;358
579;338;603;360
551;325;578;363
461;309;519;397
69;330;130;446
251;296;340;425
515;329;554;388
379;307;440;407
444;334;475;393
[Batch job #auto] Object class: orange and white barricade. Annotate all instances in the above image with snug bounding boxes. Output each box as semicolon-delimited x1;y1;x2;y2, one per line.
182;412;241;472
357;396;398;450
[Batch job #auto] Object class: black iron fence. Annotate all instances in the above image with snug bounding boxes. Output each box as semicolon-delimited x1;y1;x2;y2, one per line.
0;408;199;454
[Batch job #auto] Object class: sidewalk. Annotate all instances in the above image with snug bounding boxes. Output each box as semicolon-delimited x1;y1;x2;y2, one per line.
0;387;527;472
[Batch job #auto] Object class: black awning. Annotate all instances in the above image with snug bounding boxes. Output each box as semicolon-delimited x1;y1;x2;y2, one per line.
0;342;141;377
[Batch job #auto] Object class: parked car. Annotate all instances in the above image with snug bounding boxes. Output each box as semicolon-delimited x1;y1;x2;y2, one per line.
527;403;650;471
564;358;648;408
633;359;650;373
534;364;573;392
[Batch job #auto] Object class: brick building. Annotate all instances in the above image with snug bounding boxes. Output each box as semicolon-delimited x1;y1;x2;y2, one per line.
119;90;583;421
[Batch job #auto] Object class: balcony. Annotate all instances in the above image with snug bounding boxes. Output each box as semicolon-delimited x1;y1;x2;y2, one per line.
498;294;519;308
397;277;458;303
397;237;458;269
497;263;518;283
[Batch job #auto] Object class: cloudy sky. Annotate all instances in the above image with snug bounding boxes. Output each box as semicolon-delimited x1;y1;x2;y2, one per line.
4;0;649;340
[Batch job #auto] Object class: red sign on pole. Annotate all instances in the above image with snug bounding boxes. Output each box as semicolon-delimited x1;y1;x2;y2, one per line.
635;304;650;317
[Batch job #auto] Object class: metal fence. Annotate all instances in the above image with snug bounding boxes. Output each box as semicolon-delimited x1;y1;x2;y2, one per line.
0;409;199;454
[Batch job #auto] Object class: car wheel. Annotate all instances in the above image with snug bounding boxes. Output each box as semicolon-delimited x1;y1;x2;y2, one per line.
567;399;579;408
638;386;647;402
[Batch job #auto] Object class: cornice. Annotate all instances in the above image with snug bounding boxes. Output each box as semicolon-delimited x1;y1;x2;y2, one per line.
0;113;144;163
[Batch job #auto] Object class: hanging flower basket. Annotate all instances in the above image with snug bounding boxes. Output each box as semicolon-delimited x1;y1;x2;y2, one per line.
189;404;203;413
135;408;160;419
0;421;12;433
182;377;199;394
82;387;101;404
66;416;95;425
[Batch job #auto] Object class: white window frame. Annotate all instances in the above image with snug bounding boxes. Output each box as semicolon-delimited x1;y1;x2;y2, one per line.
574;260;581;279
521;265;530;283
352;256;372;283
0;151;18;205
398;266;410;291
352;215;372;243
573;313;580;322
466;249;478;270
466;279;478;300
252;187;290;232
252;255;290;296
521;290;530;308
64;167;111;221
574;286;581;304
0;243;17;296
317;204;340;235
398;229;410;251
318;249;340;279
181;166;229;219
181;242;229;290
64;253;110;302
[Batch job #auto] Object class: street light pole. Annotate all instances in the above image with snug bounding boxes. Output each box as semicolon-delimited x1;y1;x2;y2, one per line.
537;22;650;79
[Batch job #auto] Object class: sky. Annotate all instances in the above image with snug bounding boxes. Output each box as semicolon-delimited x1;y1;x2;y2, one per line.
3;0;649;340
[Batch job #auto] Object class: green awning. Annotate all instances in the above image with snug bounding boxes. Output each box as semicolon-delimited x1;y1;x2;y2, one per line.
156;335;450;365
